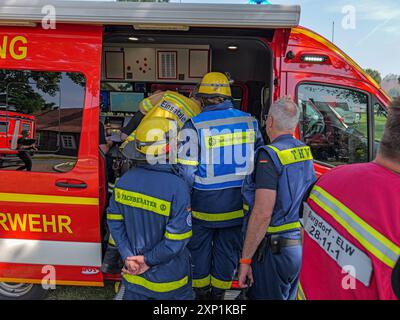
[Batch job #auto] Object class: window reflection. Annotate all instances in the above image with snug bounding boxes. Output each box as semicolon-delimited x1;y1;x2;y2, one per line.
0;71;86;173
298;84;369;165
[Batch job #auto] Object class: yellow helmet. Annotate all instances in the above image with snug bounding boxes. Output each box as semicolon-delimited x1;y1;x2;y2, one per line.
197;72;232;99
122;117;176;160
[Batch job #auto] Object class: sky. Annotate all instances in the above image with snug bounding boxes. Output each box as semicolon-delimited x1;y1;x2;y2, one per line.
86;0;400;78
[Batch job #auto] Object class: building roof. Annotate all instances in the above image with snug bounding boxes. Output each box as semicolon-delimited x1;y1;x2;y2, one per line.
36;108;82;134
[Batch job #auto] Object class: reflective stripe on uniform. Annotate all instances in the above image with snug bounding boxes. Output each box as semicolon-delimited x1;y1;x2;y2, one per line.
205;131;255;149
192;275;211;288
297;281;306;300
243;203;249;211
114;188;171;217
193;116;255;130
107;213;124;220
267;221;302;234
211;276;232;290
267;145;313;165
192;209;244;222
123;274;189;293
176;158;199;166
165;230;192;241
165;94;196;118
310;185;400;268
142;98;153;112
108;234;116;246
194;173;245;186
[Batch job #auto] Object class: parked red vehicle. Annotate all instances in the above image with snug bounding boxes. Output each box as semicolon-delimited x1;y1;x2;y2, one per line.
0;1;391;299
0;111;36;154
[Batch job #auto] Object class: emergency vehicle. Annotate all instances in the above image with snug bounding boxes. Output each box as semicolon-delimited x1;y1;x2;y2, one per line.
0;111;36;154
0;1;391;299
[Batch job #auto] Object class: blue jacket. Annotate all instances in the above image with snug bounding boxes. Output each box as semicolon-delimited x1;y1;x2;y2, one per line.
107;164;193;298
242;135;316;238
178;101;264;228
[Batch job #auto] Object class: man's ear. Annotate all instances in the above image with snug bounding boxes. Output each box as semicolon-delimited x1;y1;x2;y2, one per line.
268;116;273;129
392;257;400;299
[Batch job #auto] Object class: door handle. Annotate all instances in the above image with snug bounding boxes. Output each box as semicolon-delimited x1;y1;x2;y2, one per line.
56;179;87;189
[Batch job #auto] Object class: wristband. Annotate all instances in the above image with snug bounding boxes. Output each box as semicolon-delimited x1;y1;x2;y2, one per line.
240;258;252;265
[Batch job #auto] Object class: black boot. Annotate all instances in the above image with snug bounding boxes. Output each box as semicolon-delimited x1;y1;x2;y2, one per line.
101;245;123;274
194;287;212;300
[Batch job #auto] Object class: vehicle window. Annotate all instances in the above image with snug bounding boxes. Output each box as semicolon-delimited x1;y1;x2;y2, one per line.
0;70;86;173
372;102;388;157
373;103;388;142
298;84;369;166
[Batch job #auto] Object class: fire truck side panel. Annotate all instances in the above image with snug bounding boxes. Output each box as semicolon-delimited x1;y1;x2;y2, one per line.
0;24;104;286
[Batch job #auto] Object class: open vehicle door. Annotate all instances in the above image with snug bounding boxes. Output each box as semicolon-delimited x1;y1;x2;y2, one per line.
0;24;103;299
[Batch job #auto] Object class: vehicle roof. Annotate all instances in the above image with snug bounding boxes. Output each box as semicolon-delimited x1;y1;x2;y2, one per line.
0;0;300;29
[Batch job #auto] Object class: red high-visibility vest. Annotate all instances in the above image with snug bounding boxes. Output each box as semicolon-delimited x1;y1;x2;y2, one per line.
298;162;400;300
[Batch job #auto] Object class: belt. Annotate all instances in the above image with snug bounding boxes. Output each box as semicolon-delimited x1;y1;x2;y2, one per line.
267;236;302;248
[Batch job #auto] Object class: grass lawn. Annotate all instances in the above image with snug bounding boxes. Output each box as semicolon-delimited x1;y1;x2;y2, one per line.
46;281;117;300
354;113;387;142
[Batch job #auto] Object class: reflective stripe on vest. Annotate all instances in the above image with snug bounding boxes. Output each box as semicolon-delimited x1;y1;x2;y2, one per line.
114;188;171;217
123;274;189;293
176;158;199;166
194;173;245;186
193;115;256;190
108;234;116;246
193;116;254;129
142;98;153;112
211;276;232;290
243;203;249;212
267;221;302;234
267;145;313;165
206;131;255;149
192;209;244;222
164;230;192;241
193;275;211;288
164;93;196;118
297;281;306;300
310;185;400;268
107;213;123;220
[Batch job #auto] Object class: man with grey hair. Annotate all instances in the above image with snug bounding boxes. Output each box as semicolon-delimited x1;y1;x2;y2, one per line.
238;96;316;299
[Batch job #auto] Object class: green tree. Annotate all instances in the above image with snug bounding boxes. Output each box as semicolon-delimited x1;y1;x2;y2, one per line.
364;68;382;84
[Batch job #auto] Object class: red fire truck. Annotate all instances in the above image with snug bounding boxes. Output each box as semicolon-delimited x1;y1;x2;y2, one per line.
0;1;391;299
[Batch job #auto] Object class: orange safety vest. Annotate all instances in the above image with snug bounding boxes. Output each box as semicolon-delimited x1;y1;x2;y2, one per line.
298;162;400;300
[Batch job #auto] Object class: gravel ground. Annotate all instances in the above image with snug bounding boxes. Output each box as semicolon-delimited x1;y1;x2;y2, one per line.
45;281;117;300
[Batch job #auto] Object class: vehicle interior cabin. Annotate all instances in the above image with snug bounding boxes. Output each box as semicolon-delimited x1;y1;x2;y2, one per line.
100;26;274;143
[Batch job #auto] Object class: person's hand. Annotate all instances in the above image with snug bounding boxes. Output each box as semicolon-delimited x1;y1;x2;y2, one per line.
122;256;150;276
129;256;150;275
122;257;140;275
238;263;254;288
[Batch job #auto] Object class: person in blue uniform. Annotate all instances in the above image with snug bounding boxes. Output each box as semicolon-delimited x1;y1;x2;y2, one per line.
178;72;264;300
238;96;316;300
107;117;194;300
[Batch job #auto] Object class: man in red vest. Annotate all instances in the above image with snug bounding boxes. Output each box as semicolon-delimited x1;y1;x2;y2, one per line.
298;97;400;300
